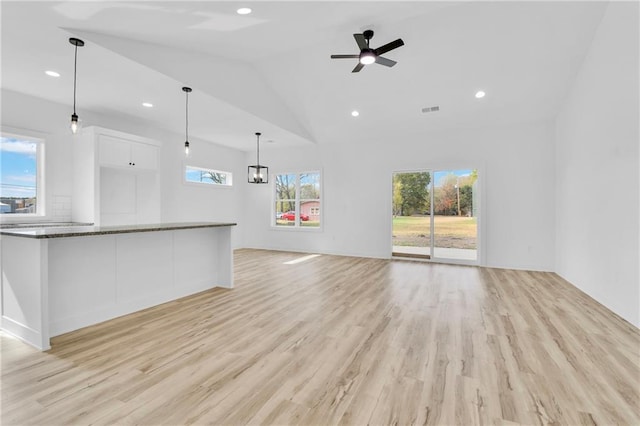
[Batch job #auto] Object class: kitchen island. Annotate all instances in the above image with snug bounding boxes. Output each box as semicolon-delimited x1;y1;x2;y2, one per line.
1;222;236;350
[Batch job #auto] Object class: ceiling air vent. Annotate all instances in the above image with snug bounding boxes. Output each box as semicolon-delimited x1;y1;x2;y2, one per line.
421;106;440;113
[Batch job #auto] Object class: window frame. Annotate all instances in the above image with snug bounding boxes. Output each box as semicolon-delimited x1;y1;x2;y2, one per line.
0;128;46;220
272;170;322;231
183;164;233;188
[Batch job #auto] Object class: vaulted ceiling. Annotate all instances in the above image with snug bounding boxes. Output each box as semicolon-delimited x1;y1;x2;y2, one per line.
1;1;608;151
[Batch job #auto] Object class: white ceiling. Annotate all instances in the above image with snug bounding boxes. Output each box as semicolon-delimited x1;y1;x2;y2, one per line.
1;1;608;151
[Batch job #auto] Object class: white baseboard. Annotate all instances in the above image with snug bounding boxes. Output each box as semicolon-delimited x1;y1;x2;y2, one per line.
1;315;50;350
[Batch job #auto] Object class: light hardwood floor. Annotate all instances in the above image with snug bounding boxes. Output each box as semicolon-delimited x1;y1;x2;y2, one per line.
1;249;639;425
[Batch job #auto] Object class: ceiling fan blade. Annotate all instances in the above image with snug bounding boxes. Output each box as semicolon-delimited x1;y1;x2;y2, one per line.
331;54;359;59
375;56;397;67
374;38;404;56
353;33;368;50
352;62;365;73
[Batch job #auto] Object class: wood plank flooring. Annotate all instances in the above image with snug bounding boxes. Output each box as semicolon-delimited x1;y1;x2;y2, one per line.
1;249;639;425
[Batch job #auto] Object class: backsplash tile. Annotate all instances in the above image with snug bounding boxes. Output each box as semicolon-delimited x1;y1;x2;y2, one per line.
51;195;72;221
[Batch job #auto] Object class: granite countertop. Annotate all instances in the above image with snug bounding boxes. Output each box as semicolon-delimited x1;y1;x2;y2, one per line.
0;222;237;239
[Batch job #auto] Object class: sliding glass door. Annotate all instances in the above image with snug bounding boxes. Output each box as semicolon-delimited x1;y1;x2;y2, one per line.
392;171;432;258
431;170;478;261
392;169;478;262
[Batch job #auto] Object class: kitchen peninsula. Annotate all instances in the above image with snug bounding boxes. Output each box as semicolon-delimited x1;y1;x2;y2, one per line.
1;222;236;350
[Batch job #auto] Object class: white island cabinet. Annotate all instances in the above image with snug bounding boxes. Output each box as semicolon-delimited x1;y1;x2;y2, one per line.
0;222;236;350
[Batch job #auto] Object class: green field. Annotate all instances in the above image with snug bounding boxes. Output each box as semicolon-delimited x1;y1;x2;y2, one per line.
393;215;477;249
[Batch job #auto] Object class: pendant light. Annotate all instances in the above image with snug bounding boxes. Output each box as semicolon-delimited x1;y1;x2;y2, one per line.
182;86;192;157
69;37;84;134
248;132;268;184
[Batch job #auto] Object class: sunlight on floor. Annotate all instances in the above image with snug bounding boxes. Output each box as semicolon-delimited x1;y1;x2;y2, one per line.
283;254;321;265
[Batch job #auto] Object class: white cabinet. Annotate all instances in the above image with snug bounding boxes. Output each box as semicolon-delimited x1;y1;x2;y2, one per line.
131;142;158;169
72;127;161;226
99;134;158;170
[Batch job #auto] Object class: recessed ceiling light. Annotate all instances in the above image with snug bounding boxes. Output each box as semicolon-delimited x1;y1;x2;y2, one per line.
45;70;60;77
237;7;252;15
351;110;360;117
475;90;486;99
142;102;153;108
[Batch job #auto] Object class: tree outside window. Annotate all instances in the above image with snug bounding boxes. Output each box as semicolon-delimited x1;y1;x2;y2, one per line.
185;166;232;186
275;172;321;228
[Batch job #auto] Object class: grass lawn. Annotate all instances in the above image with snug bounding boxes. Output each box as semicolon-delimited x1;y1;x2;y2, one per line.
393;215;477;249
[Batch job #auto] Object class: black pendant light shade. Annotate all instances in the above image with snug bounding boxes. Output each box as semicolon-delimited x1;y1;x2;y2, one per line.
69;37;84;134
182;86;192;157
248;132;268;184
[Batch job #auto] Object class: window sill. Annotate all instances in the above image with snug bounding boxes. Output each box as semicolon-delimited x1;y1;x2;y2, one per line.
182;181;233;189
270;225;323;232
0;214;48;224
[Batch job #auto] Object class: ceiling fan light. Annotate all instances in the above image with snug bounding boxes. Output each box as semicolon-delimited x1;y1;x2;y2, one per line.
331;30;404;73
359;51;376;65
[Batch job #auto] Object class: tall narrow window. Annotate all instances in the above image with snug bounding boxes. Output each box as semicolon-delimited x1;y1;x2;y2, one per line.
274;172;321;228
0;134;44;215
299;172;320;228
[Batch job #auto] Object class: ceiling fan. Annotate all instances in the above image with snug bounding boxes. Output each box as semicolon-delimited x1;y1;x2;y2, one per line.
331;29;404;73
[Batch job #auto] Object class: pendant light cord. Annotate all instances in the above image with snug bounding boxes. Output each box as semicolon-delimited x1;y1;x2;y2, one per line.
73;43;78;115
185;90;189;141
256;133;260;165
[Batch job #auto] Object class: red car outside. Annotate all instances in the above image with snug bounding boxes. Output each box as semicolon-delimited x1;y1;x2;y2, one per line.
281;211;309;221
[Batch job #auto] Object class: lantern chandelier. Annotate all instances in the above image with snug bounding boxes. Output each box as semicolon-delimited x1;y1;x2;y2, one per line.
248;132;268;184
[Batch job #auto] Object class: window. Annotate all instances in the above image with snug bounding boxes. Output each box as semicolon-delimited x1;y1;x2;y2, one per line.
274;172;321;228
185;165;232;186
0;133;44;215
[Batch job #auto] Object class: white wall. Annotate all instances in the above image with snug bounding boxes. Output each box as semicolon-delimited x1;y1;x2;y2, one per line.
159;136;246;249
244;120;556;271
555;2;639;327
1;89;246;247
